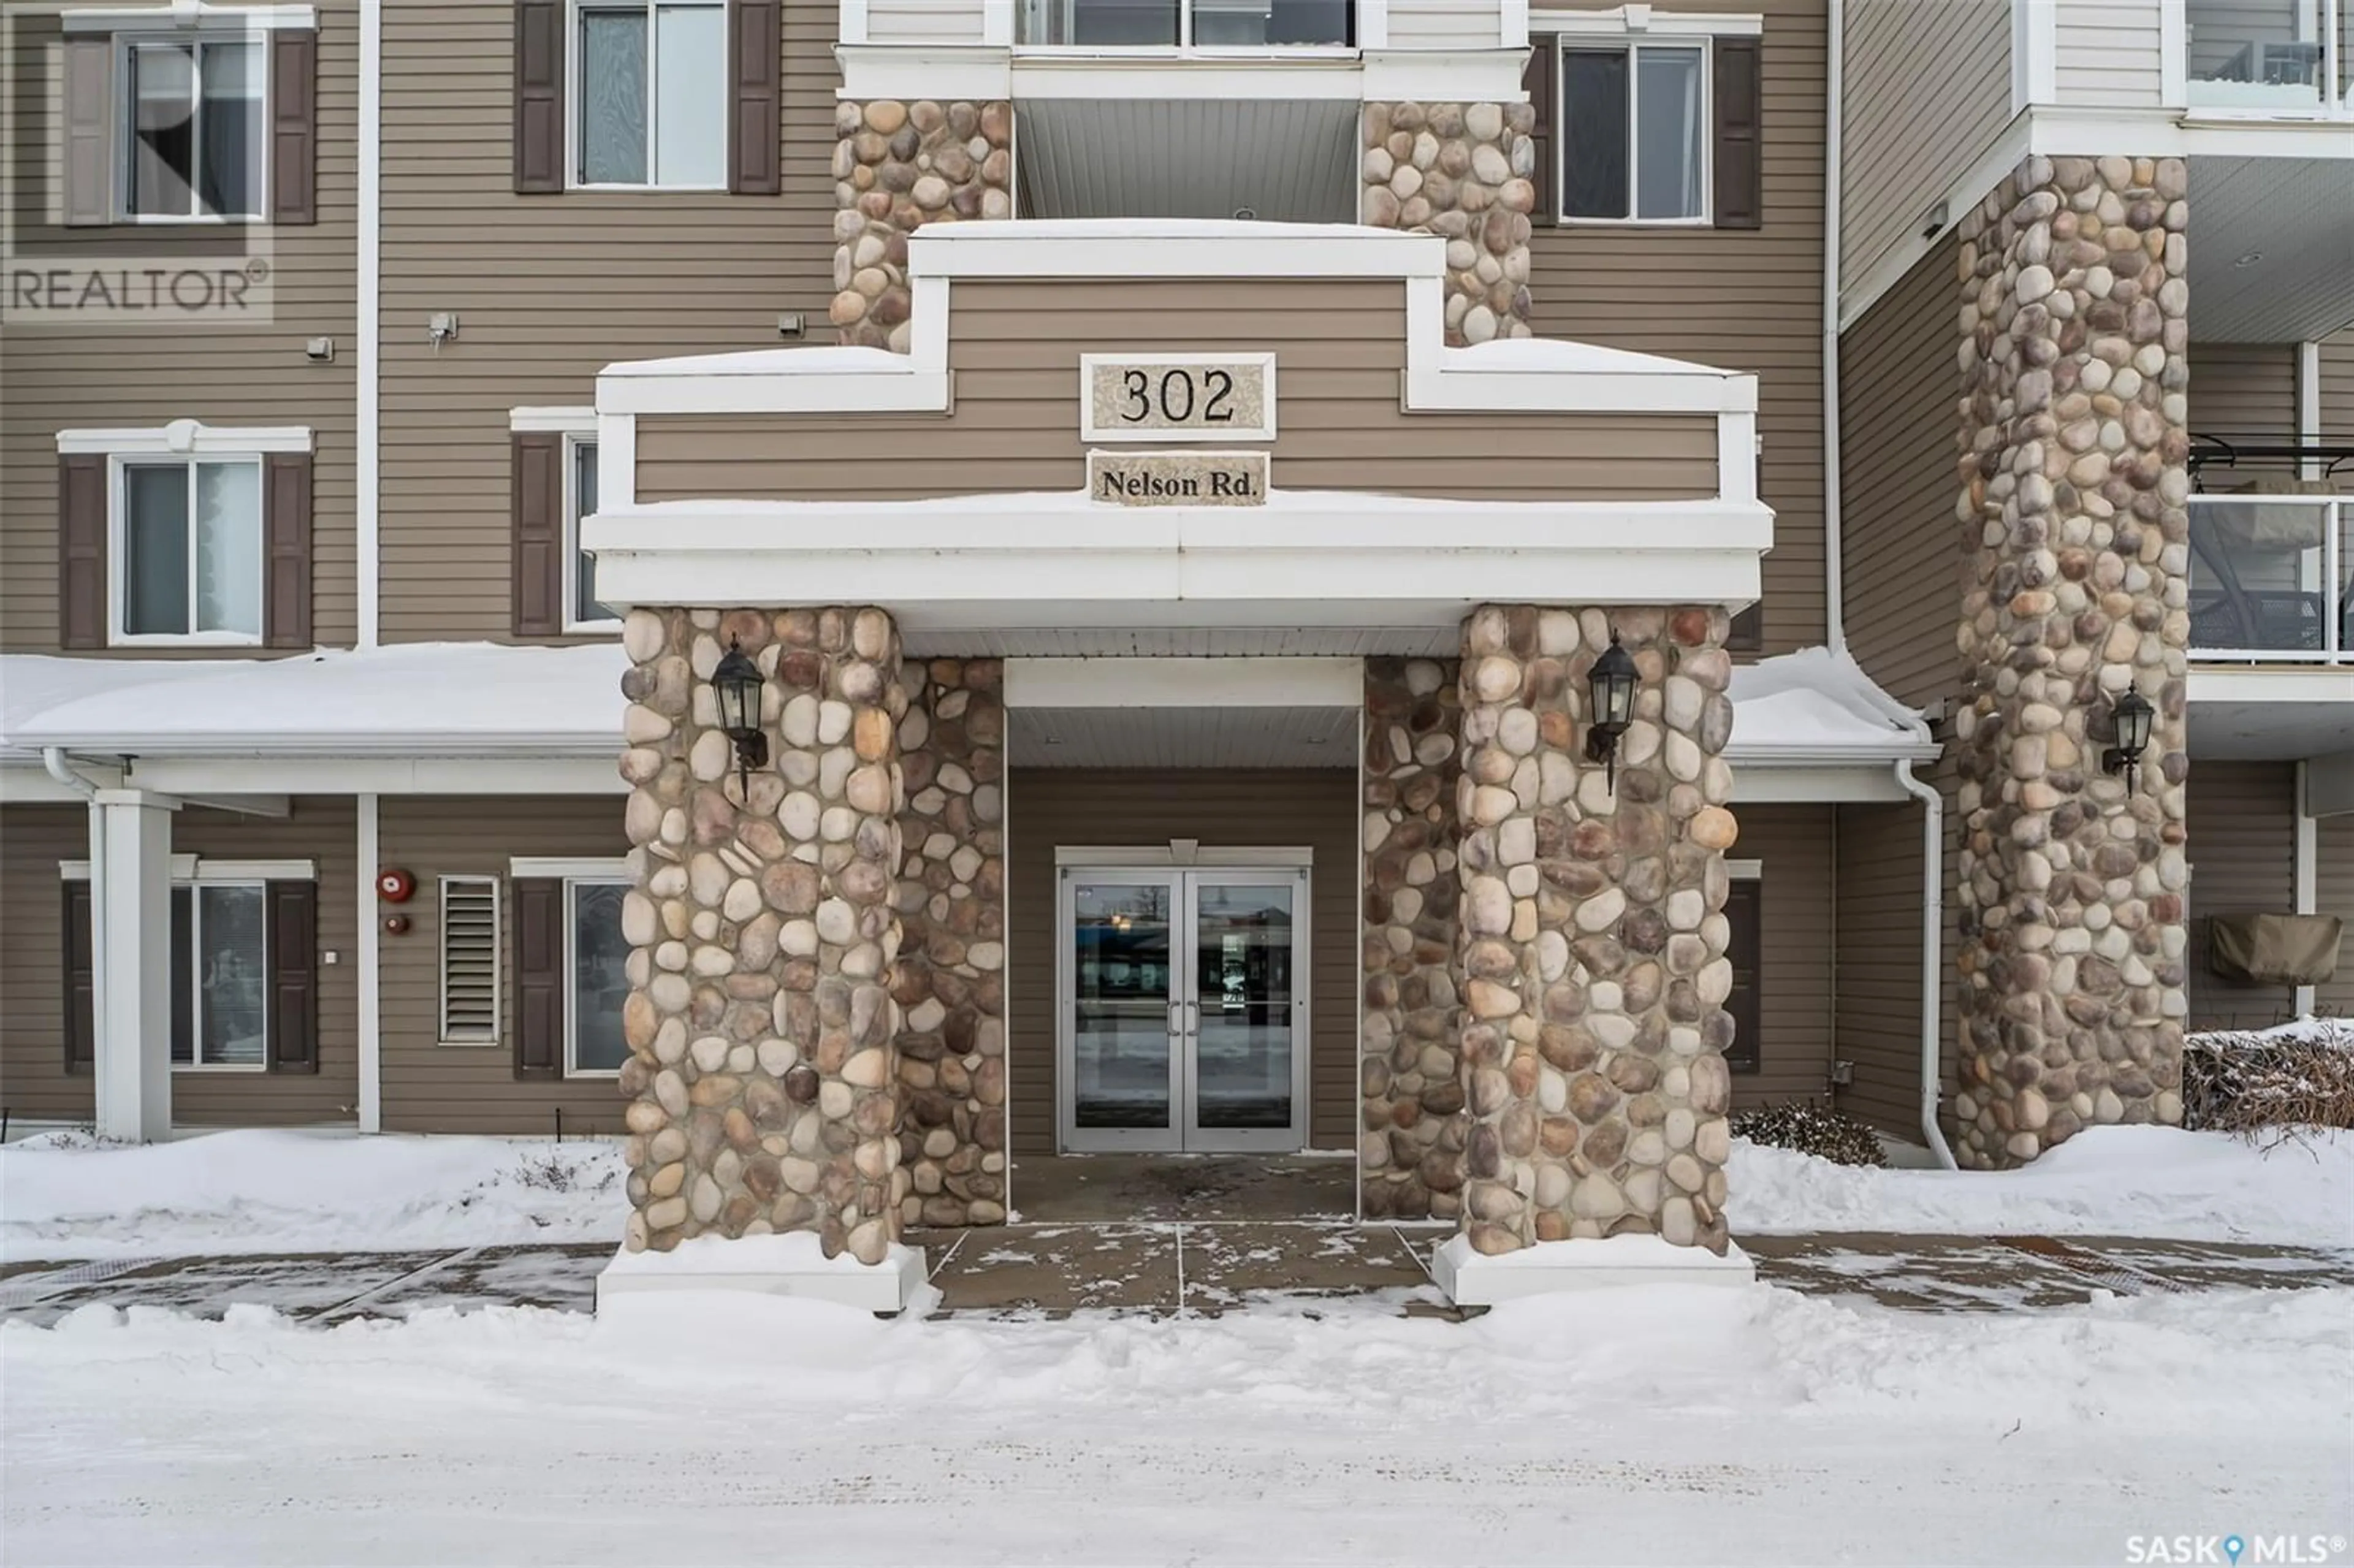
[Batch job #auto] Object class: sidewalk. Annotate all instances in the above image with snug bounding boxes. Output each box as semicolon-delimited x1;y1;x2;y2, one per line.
3;1224;2347;1325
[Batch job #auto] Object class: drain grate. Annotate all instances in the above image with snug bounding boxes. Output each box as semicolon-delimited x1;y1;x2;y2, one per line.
2000;1235;2187;1295
0;1256;166;1310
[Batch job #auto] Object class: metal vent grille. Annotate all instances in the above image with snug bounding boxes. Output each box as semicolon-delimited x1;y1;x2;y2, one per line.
440;877;501;1042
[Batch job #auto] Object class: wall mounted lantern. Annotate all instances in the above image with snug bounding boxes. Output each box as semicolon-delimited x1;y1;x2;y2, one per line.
710;636;768;798
2101;687;2155;789
1583;631;1640;793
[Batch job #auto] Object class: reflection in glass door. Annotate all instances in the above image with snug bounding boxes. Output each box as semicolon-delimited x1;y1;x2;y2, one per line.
1059;864;1309;1154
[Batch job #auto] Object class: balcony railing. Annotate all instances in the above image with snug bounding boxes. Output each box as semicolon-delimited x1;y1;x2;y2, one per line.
2185;0;2352;113
2188;492;2352;663
1017;0;1354;48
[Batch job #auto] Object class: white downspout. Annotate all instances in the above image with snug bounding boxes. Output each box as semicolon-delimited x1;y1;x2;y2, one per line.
1892;758;1957;1169
357;0;381;650
43;748;107;1099
1822;0;1846;655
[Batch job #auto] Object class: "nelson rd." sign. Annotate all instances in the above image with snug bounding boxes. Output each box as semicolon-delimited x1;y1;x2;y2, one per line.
1087;451;1270;508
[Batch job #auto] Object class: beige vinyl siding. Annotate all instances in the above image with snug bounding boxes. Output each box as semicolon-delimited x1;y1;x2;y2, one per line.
378;0;840;645
0;5;360;654
1528;0;1830;655
0;800;360;1128
2186;761;2303;1029
1840;0;2010;296
2192;343;2298;442
378;796;633;1135
866;0;986;42
1729;804;1837;1107
635;281;1720;500
1839;234;1961;708
2054;0;2166;107
1005;768;1358;1157
1388;0;1503;47
2322;329;2354;495
1832;758;1961;1141
2317;813;2354;1019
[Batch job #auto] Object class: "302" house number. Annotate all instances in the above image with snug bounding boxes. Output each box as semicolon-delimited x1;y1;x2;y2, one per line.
1080;353;1277;443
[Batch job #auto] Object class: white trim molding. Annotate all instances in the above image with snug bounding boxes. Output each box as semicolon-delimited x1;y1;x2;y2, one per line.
63;2;318;31
509;855;630;880
62;855;315;881
119;755;630;794
57;421;313;455
359;0;381;649
1531;7;1760;35
1054;843;1315;867
2011;0;2057;113
510;405;598;433
1726;858;1763;879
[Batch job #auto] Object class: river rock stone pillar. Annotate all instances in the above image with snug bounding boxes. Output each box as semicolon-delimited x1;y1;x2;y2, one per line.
893;658;1008;1227
832;100;1013;350
1452;606;1739;1257
1952;155;2190;1170
1360;656;1466;1221
1358;102;1536;344
617;606;910;1265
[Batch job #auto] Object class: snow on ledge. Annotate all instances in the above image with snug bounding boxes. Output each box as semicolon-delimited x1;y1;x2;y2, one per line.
1433;1233;1758;1306
596;1231;927;1314
601;1231;921;1278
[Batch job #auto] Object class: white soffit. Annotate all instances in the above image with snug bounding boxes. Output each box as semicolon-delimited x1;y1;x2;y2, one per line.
1017;99;1361;223
2188;157;2354;344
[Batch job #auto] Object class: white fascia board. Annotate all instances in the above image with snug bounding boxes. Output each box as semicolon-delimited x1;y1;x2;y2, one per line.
1725;763;1921;802
56;422;314;455
2187;666;2354;706
1011;55;1363;101
511;406;599;433
834;44;1011;101
2028;105;2354;159
64;2;318;30
601;368;950;416
0;759;124;799
908;227;1444;280
125;755;627;794
1005;657;1365;709
61;855;315;881
1358;50;1531;102
1531;9;1760;36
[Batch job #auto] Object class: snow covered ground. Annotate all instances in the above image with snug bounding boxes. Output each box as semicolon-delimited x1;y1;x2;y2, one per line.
4;1282;2347;1565
3;1124;2347;1263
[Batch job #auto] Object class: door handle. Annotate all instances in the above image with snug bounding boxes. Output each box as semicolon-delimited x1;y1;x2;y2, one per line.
1168;1000;1183;1038
1185;1000;1199;1037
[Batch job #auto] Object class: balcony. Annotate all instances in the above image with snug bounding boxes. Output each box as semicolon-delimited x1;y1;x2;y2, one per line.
2184;0;2353;114
1016;0;1355;50
2188;489;2352;663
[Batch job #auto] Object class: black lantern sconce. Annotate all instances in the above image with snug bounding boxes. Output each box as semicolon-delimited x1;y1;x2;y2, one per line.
2101;687;2155;790
710;636;768;799
1583;631;1641;793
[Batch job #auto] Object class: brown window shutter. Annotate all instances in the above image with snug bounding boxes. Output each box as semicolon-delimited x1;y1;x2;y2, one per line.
63;37;114;227
1724;879;1762;1072
269;30;318;224
265;881;319;1074
1712;36;1763;230
729;0;782;196
64;881;96;1073
58;454;107;649
514;878;563;1079
512;432;563;636
264;452;313;648
515;0;566;194
1523;35;1556;221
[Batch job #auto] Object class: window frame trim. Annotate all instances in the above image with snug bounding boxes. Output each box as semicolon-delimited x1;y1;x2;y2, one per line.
1551;31;1717;229
560;873;634;1079
438;874;505;1047
112;28;272;225
563;431;620;633
105;451;269;647
565;0;731;193
171;878;271;1071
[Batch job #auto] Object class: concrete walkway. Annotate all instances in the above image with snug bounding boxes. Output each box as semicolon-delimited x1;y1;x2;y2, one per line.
3;1225;2347;1325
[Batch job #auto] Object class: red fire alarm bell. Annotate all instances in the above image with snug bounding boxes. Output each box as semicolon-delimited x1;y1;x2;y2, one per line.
376;868;417;903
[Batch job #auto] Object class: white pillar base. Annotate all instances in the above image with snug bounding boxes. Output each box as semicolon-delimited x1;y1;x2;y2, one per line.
1433;1232;1757;1306
595;1233;929;1315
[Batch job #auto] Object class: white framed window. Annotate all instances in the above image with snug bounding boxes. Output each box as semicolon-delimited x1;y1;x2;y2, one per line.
110;455;264;644
116;31;265;221
564;878;633;1077
1556;36;1712;224
440;877;502;1045
565;433;619;630
569;0;727;189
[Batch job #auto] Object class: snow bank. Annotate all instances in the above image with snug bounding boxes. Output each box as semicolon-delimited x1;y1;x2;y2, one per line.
1729;1125;2354;1244
2188;1015;2354;1050
0;1131;625;1263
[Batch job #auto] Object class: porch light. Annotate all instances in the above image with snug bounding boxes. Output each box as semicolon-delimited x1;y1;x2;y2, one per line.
1583;631;1640;793
2102;688;2155;789
710;636;768;798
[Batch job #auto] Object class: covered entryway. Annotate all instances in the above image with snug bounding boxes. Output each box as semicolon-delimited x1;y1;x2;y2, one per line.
1059;862;1312;1152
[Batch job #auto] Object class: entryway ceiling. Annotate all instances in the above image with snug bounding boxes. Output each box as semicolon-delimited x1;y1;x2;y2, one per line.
1015;99;1360;223
1008;704;1357;766
2188;156;2354;344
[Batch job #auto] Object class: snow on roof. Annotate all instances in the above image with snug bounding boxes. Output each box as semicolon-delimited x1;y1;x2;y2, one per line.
4;644;628;756
908;216;1426;246
1440;337;1738;381
3;642;1932;766
603;344;909;379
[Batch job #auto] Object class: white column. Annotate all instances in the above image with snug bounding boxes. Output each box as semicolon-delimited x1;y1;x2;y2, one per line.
92;790;178;1143
357;792;382;1133
2295;761;2318;1019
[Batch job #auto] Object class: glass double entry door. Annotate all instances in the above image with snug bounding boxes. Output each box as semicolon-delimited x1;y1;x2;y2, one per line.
1057;866;1311;1153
